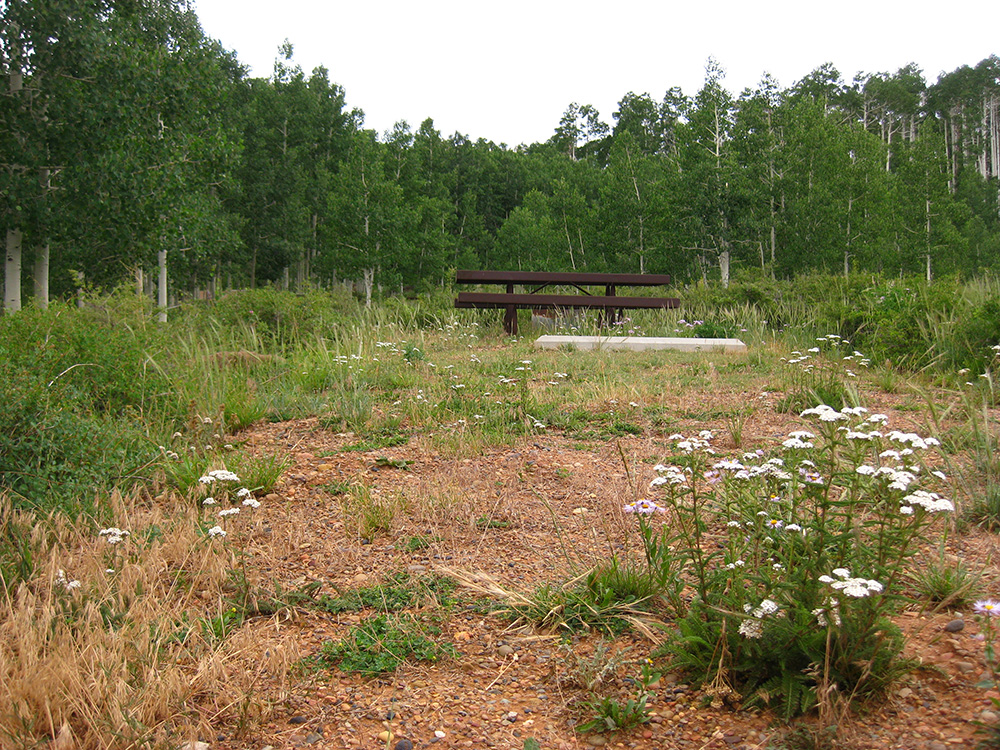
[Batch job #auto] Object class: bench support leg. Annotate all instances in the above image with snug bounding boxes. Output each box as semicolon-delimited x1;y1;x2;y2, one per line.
503;305;518;336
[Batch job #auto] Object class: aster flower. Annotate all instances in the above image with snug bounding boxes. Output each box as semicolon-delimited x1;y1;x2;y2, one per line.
974;600;1000;617
624;499;666;514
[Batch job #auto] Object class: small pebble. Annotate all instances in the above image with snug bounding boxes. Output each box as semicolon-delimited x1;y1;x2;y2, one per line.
943;619;965;633
289;716;309;725
394;741;414;750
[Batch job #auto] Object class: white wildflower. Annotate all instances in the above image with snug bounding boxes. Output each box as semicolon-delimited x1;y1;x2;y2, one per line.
98;528;130;545
739;619;763;639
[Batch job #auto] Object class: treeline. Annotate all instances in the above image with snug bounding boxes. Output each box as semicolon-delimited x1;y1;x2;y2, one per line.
2;0;999;311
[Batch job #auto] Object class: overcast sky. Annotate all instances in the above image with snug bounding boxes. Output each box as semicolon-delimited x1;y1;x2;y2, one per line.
192;0;998;147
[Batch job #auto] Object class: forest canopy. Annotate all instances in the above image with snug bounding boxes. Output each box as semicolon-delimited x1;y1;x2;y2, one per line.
2;0;999;310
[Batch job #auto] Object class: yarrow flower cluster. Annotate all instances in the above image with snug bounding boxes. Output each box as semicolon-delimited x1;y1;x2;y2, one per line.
668;431;715;454
811;600;842;627
98;527;130;545
197;468;264;517
650;464;688;486
801;404;852;422
55;569;81;591
819;568;884;598
902;489;954;513
739;598;780;639
199;469;241;484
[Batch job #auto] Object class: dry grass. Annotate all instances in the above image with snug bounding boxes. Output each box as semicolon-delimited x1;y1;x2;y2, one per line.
0;491;296;749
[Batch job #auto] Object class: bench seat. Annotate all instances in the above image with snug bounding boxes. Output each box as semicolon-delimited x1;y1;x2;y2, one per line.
454;292;680;310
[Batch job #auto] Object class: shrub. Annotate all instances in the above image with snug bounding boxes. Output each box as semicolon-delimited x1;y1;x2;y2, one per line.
635;407;950;719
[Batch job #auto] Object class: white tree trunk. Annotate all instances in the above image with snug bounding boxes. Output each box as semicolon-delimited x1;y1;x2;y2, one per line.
4;228;22;313
362;267;374;307
719;250;730;289
34;243;49;309
157;249;168;323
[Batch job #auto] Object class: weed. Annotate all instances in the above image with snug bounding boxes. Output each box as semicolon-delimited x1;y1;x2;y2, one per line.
555;639;630;691
341;483;400;539
314;573;458;614
767;724;840;750
309;614;456;675
910;551;981;609
342;432;410;452
968;485;1000;531
475;516;511;530
504;573;654;636
374;456;414;470
577;694;650;734
320;480;352;496
725;408;750;449
404;534;439;552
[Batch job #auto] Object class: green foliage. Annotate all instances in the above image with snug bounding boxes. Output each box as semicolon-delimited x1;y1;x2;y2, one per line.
198;606;246;645
639;406;949;719
910;555;981;609
314;573;458;614
775;376;852;414
196;288;359;344
577;693;650;734
967;485;1000;531
0;505;36;590
309;614;457;675
341;431;409;452
0;303;171;511
226;452;292;495
767;724;840;750
504;562;658;635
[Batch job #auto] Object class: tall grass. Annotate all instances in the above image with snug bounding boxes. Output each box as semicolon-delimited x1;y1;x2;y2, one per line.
0;490;299;748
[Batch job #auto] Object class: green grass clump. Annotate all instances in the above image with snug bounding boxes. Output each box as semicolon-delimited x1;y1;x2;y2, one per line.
309;614;457;674
910;556;981;609
503;561;661;636
314;573;458;614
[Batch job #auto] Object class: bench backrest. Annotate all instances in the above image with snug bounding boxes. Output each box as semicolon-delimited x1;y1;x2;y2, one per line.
455;270;671;286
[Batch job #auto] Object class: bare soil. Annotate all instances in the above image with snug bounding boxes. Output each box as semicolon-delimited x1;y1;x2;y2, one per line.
218;387;1000;750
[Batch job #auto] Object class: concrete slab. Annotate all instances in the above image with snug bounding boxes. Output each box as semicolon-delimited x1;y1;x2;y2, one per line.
534;335;748;353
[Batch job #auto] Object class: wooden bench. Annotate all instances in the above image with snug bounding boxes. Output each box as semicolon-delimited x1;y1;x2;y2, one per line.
454;270;679;335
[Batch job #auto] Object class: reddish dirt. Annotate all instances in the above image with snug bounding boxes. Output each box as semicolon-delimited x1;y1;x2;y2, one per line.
218;393;1000;750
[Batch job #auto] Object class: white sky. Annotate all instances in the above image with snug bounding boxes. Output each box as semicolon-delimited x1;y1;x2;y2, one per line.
192;0;999;147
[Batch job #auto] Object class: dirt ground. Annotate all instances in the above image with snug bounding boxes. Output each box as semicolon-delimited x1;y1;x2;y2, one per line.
218;387;1000;750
